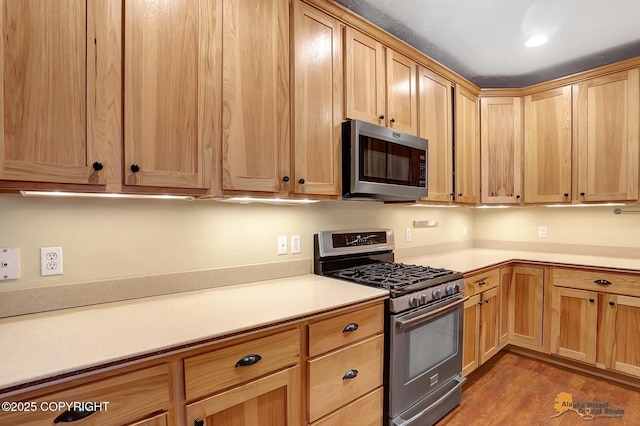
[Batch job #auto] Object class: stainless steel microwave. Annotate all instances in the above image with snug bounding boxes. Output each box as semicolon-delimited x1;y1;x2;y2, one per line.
342;119;428;201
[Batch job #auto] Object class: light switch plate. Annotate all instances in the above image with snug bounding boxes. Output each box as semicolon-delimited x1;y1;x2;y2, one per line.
0;248;20;280
277;235;287;255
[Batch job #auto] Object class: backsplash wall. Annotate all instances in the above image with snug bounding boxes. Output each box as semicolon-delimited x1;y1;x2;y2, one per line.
0;195;474;291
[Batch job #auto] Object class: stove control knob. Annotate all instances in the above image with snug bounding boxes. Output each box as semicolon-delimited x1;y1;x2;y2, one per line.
420;294;427;305
445;285;455;295
432;289;441;299
409;296;420;308
454;283;461;293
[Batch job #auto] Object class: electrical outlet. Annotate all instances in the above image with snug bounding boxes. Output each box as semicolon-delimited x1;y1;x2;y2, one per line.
0;248;20;280
40;247;63;276
277;236;287;255
538;226;548;238
291;235;301;254
405;228;412;242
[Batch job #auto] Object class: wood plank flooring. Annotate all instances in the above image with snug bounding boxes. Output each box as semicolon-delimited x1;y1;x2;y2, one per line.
438;351;640;425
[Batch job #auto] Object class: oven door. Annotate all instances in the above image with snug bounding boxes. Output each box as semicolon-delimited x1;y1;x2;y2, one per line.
388;294;466;420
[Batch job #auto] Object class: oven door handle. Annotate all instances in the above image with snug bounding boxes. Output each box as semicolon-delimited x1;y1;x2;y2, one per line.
396;296;469;329
391;376;467;426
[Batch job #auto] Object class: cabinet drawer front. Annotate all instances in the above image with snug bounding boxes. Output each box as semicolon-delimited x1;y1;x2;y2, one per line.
308;334;383;422
464;268;499;295
184;328;300;401
308;304;384;357
553;268;640;297
311;387;383;426
0;365;169;426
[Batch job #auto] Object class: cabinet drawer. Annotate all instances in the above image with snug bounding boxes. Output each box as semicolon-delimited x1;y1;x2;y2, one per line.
184;328;300;402
308;304;384;357
553;268;640;298
311;387;383;426
308;334;383;422
464;268;499;296
0;365;169;426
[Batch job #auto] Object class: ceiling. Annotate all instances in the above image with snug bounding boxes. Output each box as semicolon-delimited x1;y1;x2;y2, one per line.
334;0;640;88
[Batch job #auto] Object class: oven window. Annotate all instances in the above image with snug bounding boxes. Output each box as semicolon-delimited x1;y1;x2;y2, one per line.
404;308;459;381
359;136;424;186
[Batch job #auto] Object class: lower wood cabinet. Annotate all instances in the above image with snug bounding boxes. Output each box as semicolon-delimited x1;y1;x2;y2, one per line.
551;267;640;378
508;266;545;349
186;366;301;426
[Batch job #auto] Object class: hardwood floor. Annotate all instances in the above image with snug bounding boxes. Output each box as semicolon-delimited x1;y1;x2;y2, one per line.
439;351;640;425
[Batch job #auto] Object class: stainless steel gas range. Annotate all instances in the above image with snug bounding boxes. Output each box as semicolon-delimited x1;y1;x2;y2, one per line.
314;228;467;426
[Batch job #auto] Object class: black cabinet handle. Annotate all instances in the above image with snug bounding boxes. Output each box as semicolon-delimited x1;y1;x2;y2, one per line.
609;301;615;306
53;410;96;423
378;114;385;120
298;178;305;184
342;369;358;380
478;280;486;286
594;279;612;285
282;176;290;182
130;164;140;173
92;162;103;171
342;323;359;333
194;419;204;426
589;298;595;303
235;354;262;367
390;118;396;123
580;192;585;196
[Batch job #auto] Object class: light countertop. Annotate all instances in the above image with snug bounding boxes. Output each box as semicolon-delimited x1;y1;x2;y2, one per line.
401;248;640;275
0;274;387;395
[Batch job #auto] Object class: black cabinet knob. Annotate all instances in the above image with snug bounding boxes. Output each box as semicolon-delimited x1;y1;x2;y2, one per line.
194;420;204;426
516;195;521;199
378;114;385;120
298;178;305;184
458;193;462;197
580;192;585;196
130;164;140;173
564;193;569;197
390;118;396;123
589;298;595;303
282;176;290;182
609;301;615;306
92;162;103;171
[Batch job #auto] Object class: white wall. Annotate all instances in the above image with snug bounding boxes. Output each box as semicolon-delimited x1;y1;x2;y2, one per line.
0;195;474;290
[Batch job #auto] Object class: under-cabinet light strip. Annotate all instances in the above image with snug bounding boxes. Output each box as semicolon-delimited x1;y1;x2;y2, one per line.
20;191;195;201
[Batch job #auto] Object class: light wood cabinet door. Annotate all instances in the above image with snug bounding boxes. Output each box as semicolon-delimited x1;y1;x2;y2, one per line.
386;50;418;134
575;68;640;202
418;67;453;202
455;86;480;204
508;266;544;348
462;294;480;376
292;2;342;196
222;0;290;193
0;0;115;186
499;267;512;348
480;96;523;204
186;366;301;426
550;287;598;365
598;294;640;377
124;0;216;190
344;27;385;126
524;86;572;204
479;287;500;364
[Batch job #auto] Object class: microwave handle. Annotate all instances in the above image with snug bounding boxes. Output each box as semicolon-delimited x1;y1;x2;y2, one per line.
396;296;468;329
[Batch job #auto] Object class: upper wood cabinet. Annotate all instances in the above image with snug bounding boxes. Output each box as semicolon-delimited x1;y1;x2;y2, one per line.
455;86;480;205
418;67;453;202
124;0;216;190
0;0;113;187
345;27;418;134
222;0;290;194
480;96;523;204
291;2;342;197
574;68;640;202
523;86;572;204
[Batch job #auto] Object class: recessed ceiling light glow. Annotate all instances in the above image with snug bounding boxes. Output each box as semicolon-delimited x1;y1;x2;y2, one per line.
525;34;548;47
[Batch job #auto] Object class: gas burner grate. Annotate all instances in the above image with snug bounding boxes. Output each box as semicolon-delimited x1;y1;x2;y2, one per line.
331;262;456;292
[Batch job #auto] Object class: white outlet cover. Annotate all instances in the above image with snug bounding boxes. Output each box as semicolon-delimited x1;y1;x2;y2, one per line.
405;228;411;242
41;247;63;276
291;235;301;254
277;236;287;255
0;248;20;280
